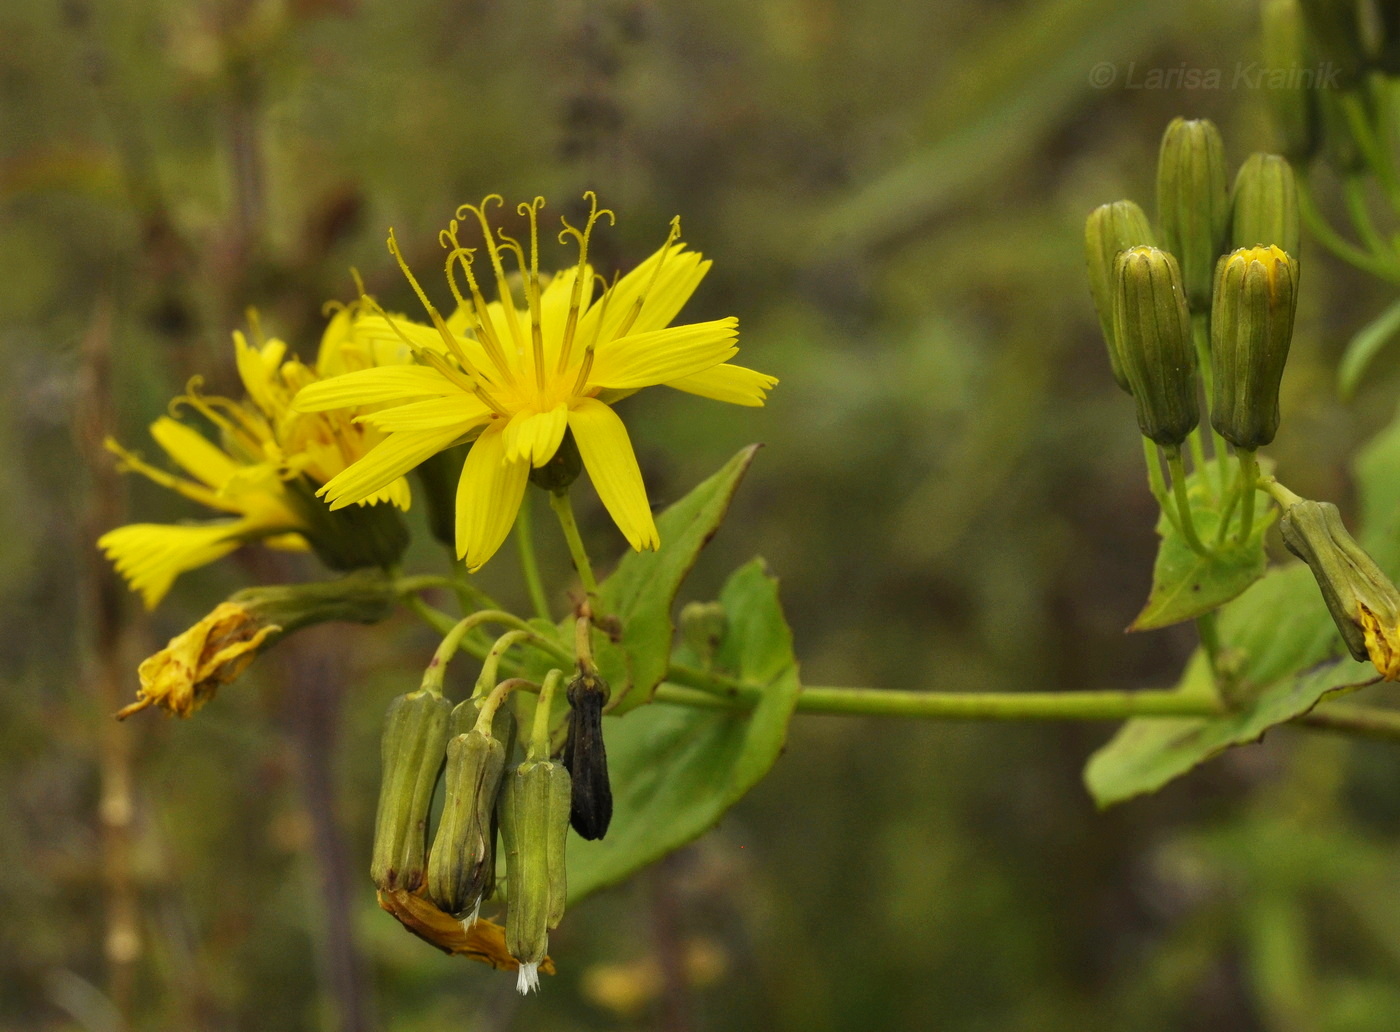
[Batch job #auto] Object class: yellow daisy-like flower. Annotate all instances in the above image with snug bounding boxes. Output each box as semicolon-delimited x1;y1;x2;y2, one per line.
100;310;416;608
294;194;777;570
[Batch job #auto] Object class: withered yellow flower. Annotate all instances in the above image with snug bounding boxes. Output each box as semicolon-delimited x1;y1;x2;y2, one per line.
117;601;280;719
294;194;777;571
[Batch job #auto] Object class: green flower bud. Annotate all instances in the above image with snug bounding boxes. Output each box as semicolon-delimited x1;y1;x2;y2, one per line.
1281;499;1400;679
1113;246;1199;446
1261;0;1320;161
426;723;508;920
1209;246;1299;449
562;674;612;840
527;430;583;494
498;758;571;993
1231;153;1301;256
370;690;452;892
1084;200;1157;393
284;478;409;572
1156;117;1230;310
1297;0;1366;88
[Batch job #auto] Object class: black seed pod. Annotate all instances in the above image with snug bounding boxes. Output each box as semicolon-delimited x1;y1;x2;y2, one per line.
562;674;612;840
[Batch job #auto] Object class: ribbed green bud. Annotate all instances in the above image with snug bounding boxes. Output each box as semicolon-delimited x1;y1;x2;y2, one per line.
1084;200;1157;393
1113;246;1199;446
425;702;513;918
370;690;452;892
1281;499;1400;678
1297;0;1366;88
499;759;571;990
1156;117;1231;310
1231;153;1301;256
1261;0;1320;161
285;478;409;572
1209;246;1299;449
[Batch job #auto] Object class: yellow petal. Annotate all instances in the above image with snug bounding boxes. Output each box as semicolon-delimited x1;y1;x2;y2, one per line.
355;396;492;433
567;399;658;552
502;404;568;467
666;363;778;407
580;243;706;343
355;476;413;509
98;521;251;609
148;417;243;490
292;366;460;412
455;425;529;570
319;425;469;509
587;318;738;391
234;332;287;416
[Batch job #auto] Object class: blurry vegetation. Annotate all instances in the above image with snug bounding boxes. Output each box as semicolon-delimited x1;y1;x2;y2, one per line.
7;0;1400;1029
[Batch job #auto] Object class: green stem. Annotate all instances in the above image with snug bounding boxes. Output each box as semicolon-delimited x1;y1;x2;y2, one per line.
1143;438;1184;536
515;490;552;623
1235;449;1259;544
472;629;535;698
652;682;1225;719
1214;460;1245;546
1260;475;1304;510
1341;91;1400;210
1166;448;1209;556
1187;427;1209;481
473;677;538;733
1191;313;1229;497
528;669;565;760
1296;172;1400;281
548;489;598;595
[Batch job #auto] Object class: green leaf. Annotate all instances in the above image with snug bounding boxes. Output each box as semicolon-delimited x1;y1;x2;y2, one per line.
565;559;801;902
1084;652;1375;808
594;445;759;713
1131;460;1271;631
1339;296;1400;401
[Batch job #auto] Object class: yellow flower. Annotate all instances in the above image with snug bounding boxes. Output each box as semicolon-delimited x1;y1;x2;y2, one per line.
98;403;309;609
100;310;415;608
294;194;777;570
116;601;281;718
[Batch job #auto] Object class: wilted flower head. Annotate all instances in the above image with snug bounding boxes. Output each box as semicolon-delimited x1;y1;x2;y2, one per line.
293;194;777;570
118;601;280;719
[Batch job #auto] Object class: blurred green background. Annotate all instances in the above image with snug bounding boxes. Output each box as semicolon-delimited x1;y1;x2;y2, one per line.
8;0;1400;1029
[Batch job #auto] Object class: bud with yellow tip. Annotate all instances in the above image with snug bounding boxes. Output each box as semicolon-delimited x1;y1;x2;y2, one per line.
1281;499;1400;680
1113;246;1200;447
1209;245;1299;450
1084;200;1157;393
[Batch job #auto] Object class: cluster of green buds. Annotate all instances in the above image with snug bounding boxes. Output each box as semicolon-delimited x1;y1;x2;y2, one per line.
1085;116;1302;553
370;637;614;992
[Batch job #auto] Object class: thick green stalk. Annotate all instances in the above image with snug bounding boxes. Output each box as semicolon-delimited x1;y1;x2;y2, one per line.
653;682;1225;719
548;489;598;595
1166;448;1209;556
